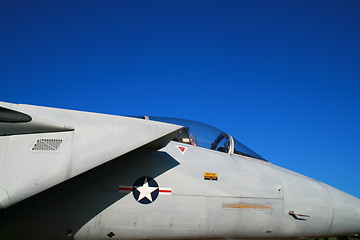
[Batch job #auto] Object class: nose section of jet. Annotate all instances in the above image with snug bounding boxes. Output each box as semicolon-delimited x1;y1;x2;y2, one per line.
327;185;360;235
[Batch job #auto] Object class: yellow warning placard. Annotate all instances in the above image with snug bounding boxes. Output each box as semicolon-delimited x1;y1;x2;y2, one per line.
204;172;218;181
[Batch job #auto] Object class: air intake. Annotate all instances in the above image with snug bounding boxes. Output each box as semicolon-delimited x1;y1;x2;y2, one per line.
32;139;62;151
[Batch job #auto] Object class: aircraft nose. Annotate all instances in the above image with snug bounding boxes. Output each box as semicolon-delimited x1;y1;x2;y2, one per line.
327;185;360;235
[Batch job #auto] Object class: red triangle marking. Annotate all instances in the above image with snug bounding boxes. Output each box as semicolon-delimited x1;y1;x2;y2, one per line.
178;146;186;153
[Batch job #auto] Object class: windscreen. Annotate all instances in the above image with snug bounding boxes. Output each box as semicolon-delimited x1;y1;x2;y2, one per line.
233;139;265;160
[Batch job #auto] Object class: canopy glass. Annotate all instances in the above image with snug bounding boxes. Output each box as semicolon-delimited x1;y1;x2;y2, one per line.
142;116;265;161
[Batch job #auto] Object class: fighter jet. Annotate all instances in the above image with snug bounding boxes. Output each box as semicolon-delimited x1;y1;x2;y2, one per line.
0;101;359;239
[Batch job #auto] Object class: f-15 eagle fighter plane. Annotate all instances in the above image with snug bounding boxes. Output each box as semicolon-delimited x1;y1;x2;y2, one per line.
0;101;359;240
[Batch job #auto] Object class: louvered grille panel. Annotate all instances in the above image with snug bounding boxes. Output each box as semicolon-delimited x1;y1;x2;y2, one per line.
32;139;62;151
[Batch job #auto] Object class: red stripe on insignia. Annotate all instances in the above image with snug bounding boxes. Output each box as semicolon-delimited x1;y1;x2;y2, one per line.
159;189;172;193
119;187;132;191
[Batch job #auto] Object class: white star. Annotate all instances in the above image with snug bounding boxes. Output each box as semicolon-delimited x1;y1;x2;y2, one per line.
136;177;158;202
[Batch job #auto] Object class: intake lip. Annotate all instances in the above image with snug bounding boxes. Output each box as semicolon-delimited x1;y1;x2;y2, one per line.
0;107;32;123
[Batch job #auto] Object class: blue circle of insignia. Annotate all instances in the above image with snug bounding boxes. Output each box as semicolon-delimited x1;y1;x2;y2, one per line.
132;176;159;204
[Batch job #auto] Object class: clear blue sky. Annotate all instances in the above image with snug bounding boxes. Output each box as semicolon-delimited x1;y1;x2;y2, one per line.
1;1;359;197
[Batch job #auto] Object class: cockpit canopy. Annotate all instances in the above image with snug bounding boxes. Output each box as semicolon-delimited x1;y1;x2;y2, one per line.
135;116;265;161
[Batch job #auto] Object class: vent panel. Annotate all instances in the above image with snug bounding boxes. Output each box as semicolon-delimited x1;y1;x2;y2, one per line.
32;139;63;151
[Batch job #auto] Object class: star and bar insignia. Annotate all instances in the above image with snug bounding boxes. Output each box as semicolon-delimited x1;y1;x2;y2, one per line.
119;176;172;204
